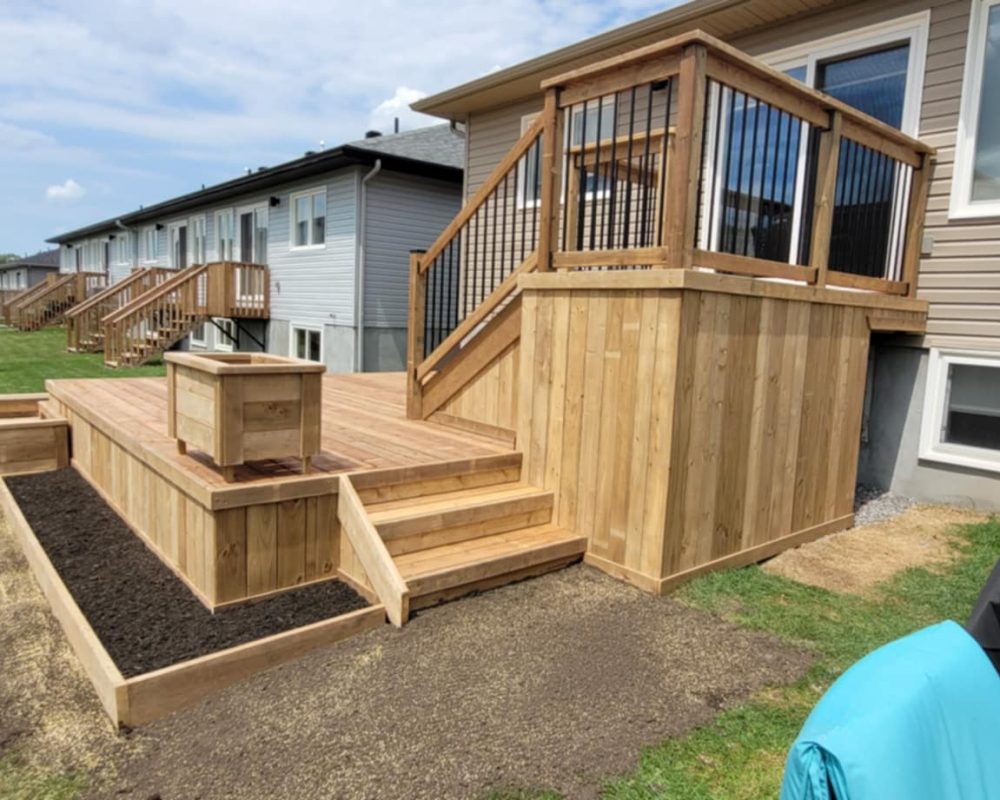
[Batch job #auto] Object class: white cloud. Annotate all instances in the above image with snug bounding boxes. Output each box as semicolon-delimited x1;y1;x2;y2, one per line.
46;178;85;201
369;87;433;134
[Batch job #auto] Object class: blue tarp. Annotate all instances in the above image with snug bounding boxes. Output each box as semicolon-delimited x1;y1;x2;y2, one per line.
781;620;1000;800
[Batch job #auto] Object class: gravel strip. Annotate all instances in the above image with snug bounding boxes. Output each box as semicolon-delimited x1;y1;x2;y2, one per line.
854;484;916;527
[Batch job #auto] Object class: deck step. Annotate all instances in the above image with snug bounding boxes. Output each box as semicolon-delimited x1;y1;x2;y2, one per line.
368;483;553;556
395;524;586;605
353;451;523;505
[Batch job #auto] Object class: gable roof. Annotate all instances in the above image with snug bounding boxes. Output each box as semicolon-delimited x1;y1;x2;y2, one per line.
412;0;848;120
0;249;60;271
47;124;464;244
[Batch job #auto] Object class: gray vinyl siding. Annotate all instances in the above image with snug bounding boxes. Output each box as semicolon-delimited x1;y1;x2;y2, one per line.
363;170;462;328
462;0;999;349
266;171;357;329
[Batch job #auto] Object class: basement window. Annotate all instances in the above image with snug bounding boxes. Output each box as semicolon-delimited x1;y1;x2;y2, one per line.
292;326;322;362
213;318;236;352
920;348;1000;472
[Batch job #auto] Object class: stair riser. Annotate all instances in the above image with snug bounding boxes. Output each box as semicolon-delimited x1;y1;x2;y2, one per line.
384;506;552;557
376;491;554;542
357;466;521;505
406;539;586;598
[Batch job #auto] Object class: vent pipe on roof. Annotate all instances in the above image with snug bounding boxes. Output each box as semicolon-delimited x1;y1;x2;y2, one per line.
394;117;399;134
364;130;381;139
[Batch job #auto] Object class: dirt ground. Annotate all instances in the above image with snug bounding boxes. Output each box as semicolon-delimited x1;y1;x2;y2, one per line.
764;505;985;595
0;513;812;800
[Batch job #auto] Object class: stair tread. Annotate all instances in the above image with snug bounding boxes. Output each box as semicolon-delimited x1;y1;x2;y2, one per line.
366;482;549;522
395;524;584;580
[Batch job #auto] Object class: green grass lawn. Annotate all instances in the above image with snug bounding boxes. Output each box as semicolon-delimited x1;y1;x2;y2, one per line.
0;326;165;394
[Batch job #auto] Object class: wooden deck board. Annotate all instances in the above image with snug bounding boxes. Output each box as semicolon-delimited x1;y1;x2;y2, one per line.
48;373;511;497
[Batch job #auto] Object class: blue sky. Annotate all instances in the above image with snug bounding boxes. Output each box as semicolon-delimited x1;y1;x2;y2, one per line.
0;0;673;255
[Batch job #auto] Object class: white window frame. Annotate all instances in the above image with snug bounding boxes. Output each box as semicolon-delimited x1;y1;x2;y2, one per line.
516;113;542;210
290;187;327;250
189;215;207;265
753;13;930;264
213;317;236;352
113;232;131;266
290;325;323;362
189;321;207;348
950;0;1000;219
237;203;269;264
141;226;158;264
167;221;188;269
920;347;1000;473
215;208;236;261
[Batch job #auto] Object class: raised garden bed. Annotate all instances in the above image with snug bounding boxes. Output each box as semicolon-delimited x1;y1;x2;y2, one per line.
0;393;68;477
0;468;384;727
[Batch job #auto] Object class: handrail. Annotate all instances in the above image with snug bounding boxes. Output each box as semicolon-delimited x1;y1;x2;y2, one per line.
14;272;105;331
66;268;171;352
419;113;545;272
103;264;207;325
338;476;409;627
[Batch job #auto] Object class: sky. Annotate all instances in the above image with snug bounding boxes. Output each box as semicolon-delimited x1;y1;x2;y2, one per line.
0;0;674;255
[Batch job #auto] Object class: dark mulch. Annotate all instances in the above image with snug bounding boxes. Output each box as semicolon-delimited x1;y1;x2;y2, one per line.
6;468;368;677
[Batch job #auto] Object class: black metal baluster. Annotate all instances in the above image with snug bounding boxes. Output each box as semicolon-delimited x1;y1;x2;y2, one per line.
656;79;673;247
590;98;602;252
532;135;541;250
695;78;713;250
607;92;620;250
742;95;760;256
577;101;589;251
623;87;637;249
753;102;773;259
501;172;509;280
518;159;526;266
778;113;796;263
730;92;749;253
638;86;654;248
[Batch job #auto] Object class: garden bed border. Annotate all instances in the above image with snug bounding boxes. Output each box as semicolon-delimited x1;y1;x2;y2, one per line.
0;476;385;728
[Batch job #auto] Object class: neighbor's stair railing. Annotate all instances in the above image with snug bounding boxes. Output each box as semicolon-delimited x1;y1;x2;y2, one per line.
103;261;269;367
406;31;935;419
66;267;173;352
14;272;107;331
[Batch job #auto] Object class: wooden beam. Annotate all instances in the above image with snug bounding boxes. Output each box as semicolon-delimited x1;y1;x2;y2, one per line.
808;110;843;288
692;249;818;283
337;476;410;627
901;154;935;300
553;247;668;269
825;270;909;296
558;53;681;107
537;87;561;273
406;251;426;420
662;43;707;269
840;117;922;168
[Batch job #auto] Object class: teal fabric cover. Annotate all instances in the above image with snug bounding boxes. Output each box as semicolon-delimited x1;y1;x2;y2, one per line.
781;620;1000;800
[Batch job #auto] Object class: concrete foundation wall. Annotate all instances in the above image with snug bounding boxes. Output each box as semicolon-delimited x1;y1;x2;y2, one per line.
859;342;1000;510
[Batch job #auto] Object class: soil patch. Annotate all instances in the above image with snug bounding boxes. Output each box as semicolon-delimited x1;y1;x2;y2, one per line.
103;565;813;800
6;468;367;677
764;505;983;595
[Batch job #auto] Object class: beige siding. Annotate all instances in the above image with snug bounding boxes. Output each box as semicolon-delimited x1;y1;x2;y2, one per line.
462;0;999;348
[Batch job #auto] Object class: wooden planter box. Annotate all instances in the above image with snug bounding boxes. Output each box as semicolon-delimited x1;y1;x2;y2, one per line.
165;353;325;481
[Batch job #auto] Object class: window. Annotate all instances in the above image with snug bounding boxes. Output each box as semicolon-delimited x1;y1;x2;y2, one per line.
168;224;188;269
141;226;158;263
213;318;236;352
292;326;322;362
516;114;543;209
189;322;207;347
189;216;207;264
569;96;616;199
920;349;1000;472
216;209;235;261
951;0;1000;218
291;188;326;248
114;233;131;265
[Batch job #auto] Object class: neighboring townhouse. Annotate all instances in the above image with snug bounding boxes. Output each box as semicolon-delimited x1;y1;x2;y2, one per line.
0;249;60;291
47;125;463;372
413;0;1000;507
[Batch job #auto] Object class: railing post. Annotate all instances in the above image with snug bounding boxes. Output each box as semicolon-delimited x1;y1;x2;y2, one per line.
901;153;934;298
406;250;427;419
808;110;843;288
663;43;708;269
537;87;563;272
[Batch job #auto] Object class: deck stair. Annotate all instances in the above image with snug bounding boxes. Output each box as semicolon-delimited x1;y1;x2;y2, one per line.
66;267;171;353
352;453;586;611
102;261;268;367
12;272;106;331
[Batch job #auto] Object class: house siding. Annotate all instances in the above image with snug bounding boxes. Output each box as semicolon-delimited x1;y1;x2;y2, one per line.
462;0;999;349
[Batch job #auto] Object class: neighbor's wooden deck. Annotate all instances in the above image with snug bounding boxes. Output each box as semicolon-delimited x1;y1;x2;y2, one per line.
47;372;511;501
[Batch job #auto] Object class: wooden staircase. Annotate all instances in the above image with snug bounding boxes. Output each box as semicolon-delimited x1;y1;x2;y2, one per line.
344;453;585;617
102;261;268;367
66;268;171;353
12;272;106;331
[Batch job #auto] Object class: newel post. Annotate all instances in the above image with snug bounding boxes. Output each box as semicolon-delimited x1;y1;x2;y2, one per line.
537;87;564;272
406;250;427;419
808;109;843;288
663;43;708;269
901;152;934;298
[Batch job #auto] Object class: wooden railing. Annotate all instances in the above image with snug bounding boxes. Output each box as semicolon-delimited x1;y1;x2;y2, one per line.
406;30;934;418
66;268;172;352
102;262;269;367
3;275;58;326
13;272;106;331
